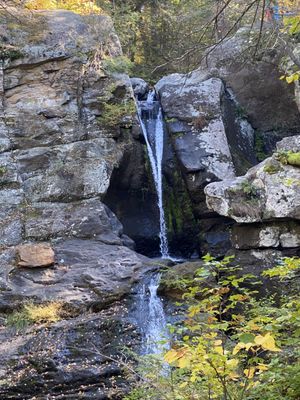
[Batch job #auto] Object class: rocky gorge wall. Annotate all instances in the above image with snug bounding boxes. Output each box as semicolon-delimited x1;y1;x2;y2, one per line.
0;9;300;399
154;29;300;257
0;9;156;399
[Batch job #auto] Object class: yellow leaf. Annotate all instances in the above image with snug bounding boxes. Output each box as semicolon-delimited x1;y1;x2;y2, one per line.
257;363;269;371
280;75;286;80
164;349;180;364
179;382;188;388
254;333;281;352
286;75;295;84
233;342;245;355
214;340;222;346
178;356;190;369
244;367;255;379
226;358;239;368
214;346;224;355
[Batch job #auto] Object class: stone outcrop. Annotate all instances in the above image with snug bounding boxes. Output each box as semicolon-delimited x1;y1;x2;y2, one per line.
156;70;256;255
205;135;300;251
0;308;138;400
155;28;300;255
202;27;300;145
0;10;142;264
0;10;154;398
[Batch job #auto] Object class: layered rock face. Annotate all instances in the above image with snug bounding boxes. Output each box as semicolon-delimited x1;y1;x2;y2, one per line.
0;10;147;302
205;135;300;253
0;10;152;399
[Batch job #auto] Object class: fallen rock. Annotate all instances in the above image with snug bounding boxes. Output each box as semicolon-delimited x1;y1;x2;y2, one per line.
16;243;55;268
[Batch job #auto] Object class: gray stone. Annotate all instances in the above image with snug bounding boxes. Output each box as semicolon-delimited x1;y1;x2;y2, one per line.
16;139;124;203
0;311;138;399
205;144;300;223
0;239;152;312
202;28;300;134
24;198;124;242
131;77;149;98
232;221;300;249
156;74;237;217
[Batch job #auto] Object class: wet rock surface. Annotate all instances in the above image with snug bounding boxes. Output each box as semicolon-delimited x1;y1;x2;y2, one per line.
0;309;138;400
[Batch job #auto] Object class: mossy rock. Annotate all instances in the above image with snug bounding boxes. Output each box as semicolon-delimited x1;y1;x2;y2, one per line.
276;151;300;167
263;160;282;174
0;45;23;61
287;152;300;167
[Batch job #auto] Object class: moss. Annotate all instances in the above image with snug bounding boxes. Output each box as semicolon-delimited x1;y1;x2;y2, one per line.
238;180;259;199
102;56;133;75
172;131;185;138
235;105;248;119
276;151;300;167
98;100;136;128
0;166;7;177
6;302;63;331
0;45;23;61
287;152;300;167
164;169;195;237
165;117;178;123
263;161;282;174
254;131;268;161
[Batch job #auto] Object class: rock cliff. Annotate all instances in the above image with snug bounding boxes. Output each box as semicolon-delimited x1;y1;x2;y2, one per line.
0;9;153;399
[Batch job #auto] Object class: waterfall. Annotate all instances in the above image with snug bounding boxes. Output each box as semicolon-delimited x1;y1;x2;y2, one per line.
136;273;169;355
136;91;170;259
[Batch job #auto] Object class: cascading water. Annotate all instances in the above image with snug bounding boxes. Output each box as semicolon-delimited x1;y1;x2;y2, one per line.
136;274;169;355
136;91;169;259
134;90;171;355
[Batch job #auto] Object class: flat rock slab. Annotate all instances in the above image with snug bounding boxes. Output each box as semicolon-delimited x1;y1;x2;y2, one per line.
0;239;152;312
16;243;55;268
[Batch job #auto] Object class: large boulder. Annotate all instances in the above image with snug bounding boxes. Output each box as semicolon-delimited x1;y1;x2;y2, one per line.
205;135;300;223
156;74;237;217
202;27;300;138
205;135;300;249
156;70;257;255
0;239;151;312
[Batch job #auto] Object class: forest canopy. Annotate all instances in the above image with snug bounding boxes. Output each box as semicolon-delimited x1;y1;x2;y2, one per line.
2;0;300;79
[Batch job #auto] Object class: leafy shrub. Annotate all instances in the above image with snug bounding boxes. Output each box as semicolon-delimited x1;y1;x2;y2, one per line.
125;255;300;400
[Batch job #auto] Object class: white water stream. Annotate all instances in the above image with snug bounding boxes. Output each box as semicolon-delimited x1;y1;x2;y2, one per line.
135;90;171;354
136;90;169;259
137;274;169;355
